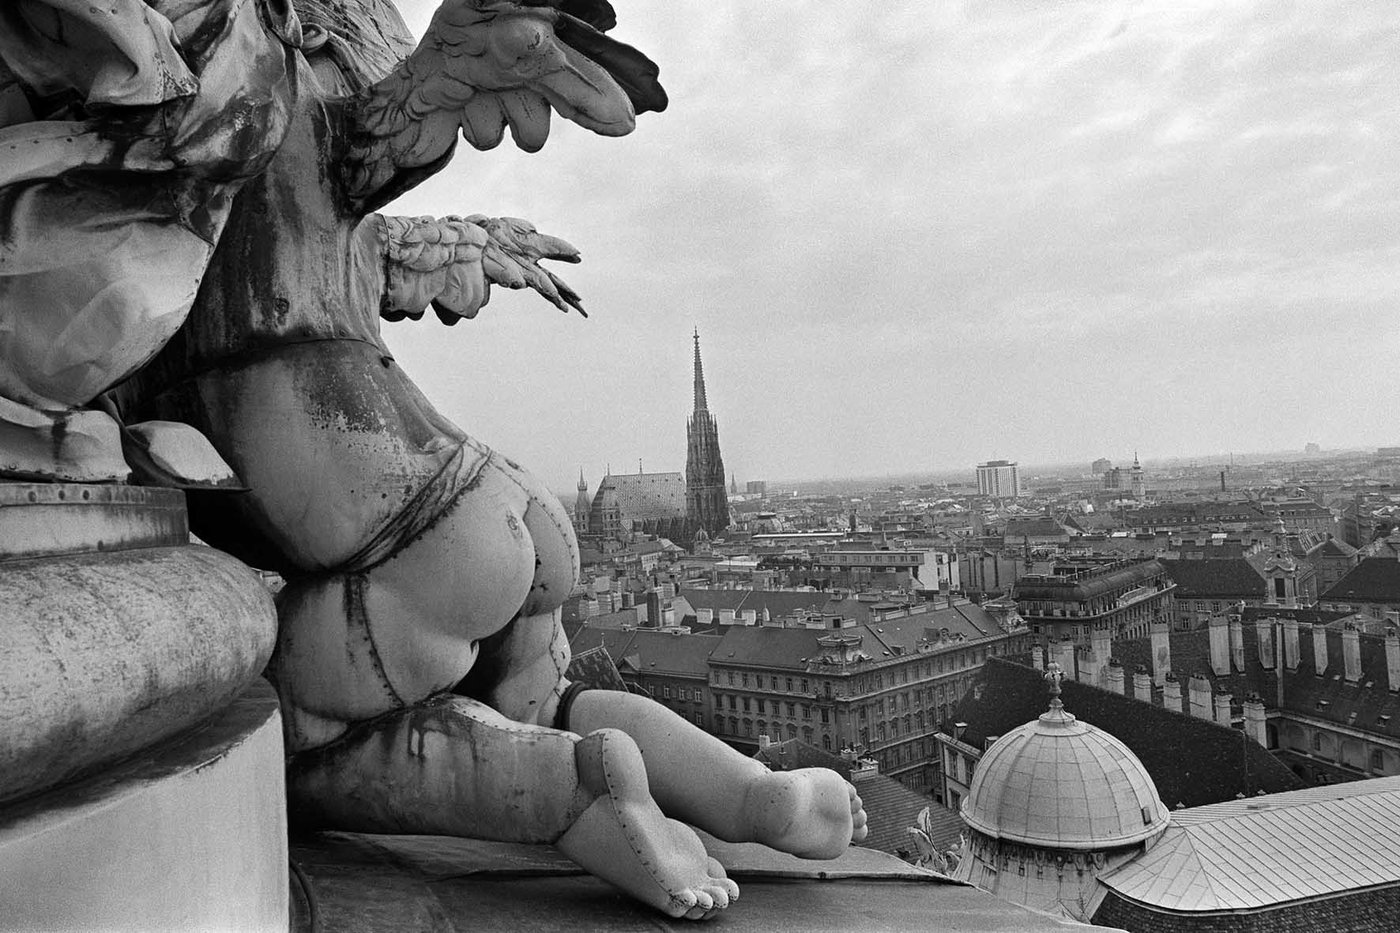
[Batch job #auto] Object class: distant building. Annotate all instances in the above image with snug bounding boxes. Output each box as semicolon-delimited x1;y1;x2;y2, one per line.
745;480;767;496
1091;457;1112;475
1012;558;1176;646
587;470;687;540
975;460;1022;498
685;330;730;542
702;599;1030;791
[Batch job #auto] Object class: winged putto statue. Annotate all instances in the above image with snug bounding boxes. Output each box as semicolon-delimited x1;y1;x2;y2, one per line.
0;0;867;919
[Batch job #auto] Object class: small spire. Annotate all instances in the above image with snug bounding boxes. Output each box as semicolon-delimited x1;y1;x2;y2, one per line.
692;329;709;412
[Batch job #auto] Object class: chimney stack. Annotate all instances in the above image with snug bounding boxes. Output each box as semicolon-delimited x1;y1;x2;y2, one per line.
1343;622;1362;683
1213;691;1233;726
1163;672;1183;713
1283;617;1300;670
1310;622;1328;676
1188;675;1213;719
1150;621;1172;686
1209;615;1230;675
1243;694;1268;747
1031;644;1044;671
1054;639;1077;680
1107;659;1125;695
1133;667;1153;703
1388;626;1400;693
1256;619;1277;670
1230;614;1245;672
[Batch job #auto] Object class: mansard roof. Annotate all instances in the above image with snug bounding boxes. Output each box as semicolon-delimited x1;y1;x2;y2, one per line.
1160;557;1265;599
1322;557;1400;604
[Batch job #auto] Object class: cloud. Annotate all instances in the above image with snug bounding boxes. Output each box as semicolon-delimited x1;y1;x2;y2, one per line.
380;1;1400;489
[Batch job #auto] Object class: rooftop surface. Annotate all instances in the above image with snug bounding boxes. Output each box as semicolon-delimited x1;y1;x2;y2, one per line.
1098;776;1400;912
289;831;1122;932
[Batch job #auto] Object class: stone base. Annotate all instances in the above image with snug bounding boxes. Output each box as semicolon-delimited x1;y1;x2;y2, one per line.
0;681;288;932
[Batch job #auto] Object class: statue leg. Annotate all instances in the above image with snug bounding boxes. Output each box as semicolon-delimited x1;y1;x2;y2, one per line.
567;690;868;859
287;695;738;920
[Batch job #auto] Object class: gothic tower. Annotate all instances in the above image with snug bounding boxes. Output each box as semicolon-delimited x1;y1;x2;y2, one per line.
573;469;590;536
685;330;729;542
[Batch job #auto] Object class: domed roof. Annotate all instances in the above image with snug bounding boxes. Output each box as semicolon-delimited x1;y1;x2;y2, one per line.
961;671;1169;851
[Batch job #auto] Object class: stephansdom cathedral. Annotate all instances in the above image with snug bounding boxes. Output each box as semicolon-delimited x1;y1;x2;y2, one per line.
576;331;729;547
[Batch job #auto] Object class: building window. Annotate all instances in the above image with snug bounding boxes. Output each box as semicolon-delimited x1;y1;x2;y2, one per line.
1372;749;1385;772
742;697;751;712
821;709;830;724
801;679;809;693
663;685;672;698
802;704;812;720
787;702;796;717
1312;733;1322;752
727;695;736;710
726;672;734;685
756;699;765;714
786;677;793;692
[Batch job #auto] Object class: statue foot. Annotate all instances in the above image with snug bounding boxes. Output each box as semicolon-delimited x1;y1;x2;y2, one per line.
558;729;739;920
741;768;868;860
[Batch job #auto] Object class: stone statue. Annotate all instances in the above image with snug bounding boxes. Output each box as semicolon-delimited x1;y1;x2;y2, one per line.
1;0;867;920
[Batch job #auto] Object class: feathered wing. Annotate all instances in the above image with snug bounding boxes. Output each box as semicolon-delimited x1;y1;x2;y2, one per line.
344;0;666;213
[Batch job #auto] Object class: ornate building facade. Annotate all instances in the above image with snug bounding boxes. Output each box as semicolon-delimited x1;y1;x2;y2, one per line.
685;330;729;541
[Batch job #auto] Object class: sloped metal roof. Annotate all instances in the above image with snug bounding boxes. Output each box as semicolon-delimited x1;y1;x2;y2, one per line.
1099;776;1400;911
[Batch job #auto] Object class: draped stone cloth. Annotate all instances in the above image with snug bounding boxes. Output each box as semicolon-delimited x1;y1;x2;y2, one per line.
0;0;300;409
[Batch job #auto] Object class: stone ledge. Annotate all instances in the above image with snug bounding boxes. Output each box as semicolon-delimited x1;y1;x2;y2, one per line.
0;680;288;932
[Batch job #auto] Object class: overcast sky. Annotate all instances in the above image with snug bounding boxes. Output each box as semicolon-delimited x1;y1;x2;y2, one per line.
383;1;1399;492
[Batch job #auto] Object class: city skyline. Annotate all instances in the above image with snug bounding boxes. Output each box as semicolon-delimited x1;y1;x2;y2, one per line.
383;2;1399;491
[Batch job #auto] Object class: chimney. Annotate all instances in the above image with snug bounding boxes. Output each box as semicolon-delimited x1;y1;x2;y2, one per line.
1031;644;1044;671
1310;622;1327;676
1388;626;1400;693
1133;667;1153;703
1163;672;1183;713
851;757;879;783
1054;639;1077;680
1213;691;1233;726
1092;625;1112;666
1188;675;1212;720
1209;615;1230;676
1256;619;1276;670
1343;622;1362;683
1243;694;1268;746
1150;621;1171;686
1230;614;1245;672
1282;617;1300;670
1107;659;1125;695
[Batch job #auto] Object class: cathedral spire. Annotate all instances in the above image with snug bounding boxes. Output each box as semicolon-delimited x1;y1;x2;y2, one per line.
693;327;708;413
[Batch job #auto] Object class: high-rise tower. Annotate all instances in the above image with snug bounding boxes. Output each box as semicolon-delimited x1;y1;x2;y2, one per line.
685;329;729;542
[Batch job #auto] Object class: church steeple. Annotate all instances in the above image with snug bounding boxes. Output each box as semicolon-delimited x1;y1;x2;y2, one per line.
685;329;729;544
693;327;708;413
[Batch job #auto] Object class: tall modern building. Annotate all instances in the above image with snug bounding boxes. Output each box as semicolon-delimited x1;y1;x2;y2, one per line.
976;460;1022;498
685;330;729;541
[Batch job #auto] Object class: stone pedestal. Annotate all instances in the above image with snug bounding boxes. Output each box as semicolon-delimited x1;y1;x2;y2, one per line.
0;482;287;929
0;681;288;931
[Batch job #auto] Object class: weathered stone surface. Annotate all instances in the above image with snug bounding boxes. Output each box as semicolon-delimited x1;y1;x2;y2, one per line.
0;543;276;803
0;680;287;932
0;482;186;561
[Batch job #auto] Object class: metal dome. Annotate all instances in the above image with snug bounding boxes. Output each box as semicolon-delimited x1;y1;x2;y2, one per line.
960;675;1169;851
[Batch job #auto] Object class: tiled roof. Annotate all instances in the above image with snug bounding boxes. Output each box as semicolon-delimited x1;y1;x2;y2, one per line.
1322;557;1400;604
564;645;630;692
1159;557;1264;599
1098;776;1400;911
711;626;876;671
953;659;1301;808
625;630;721;678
